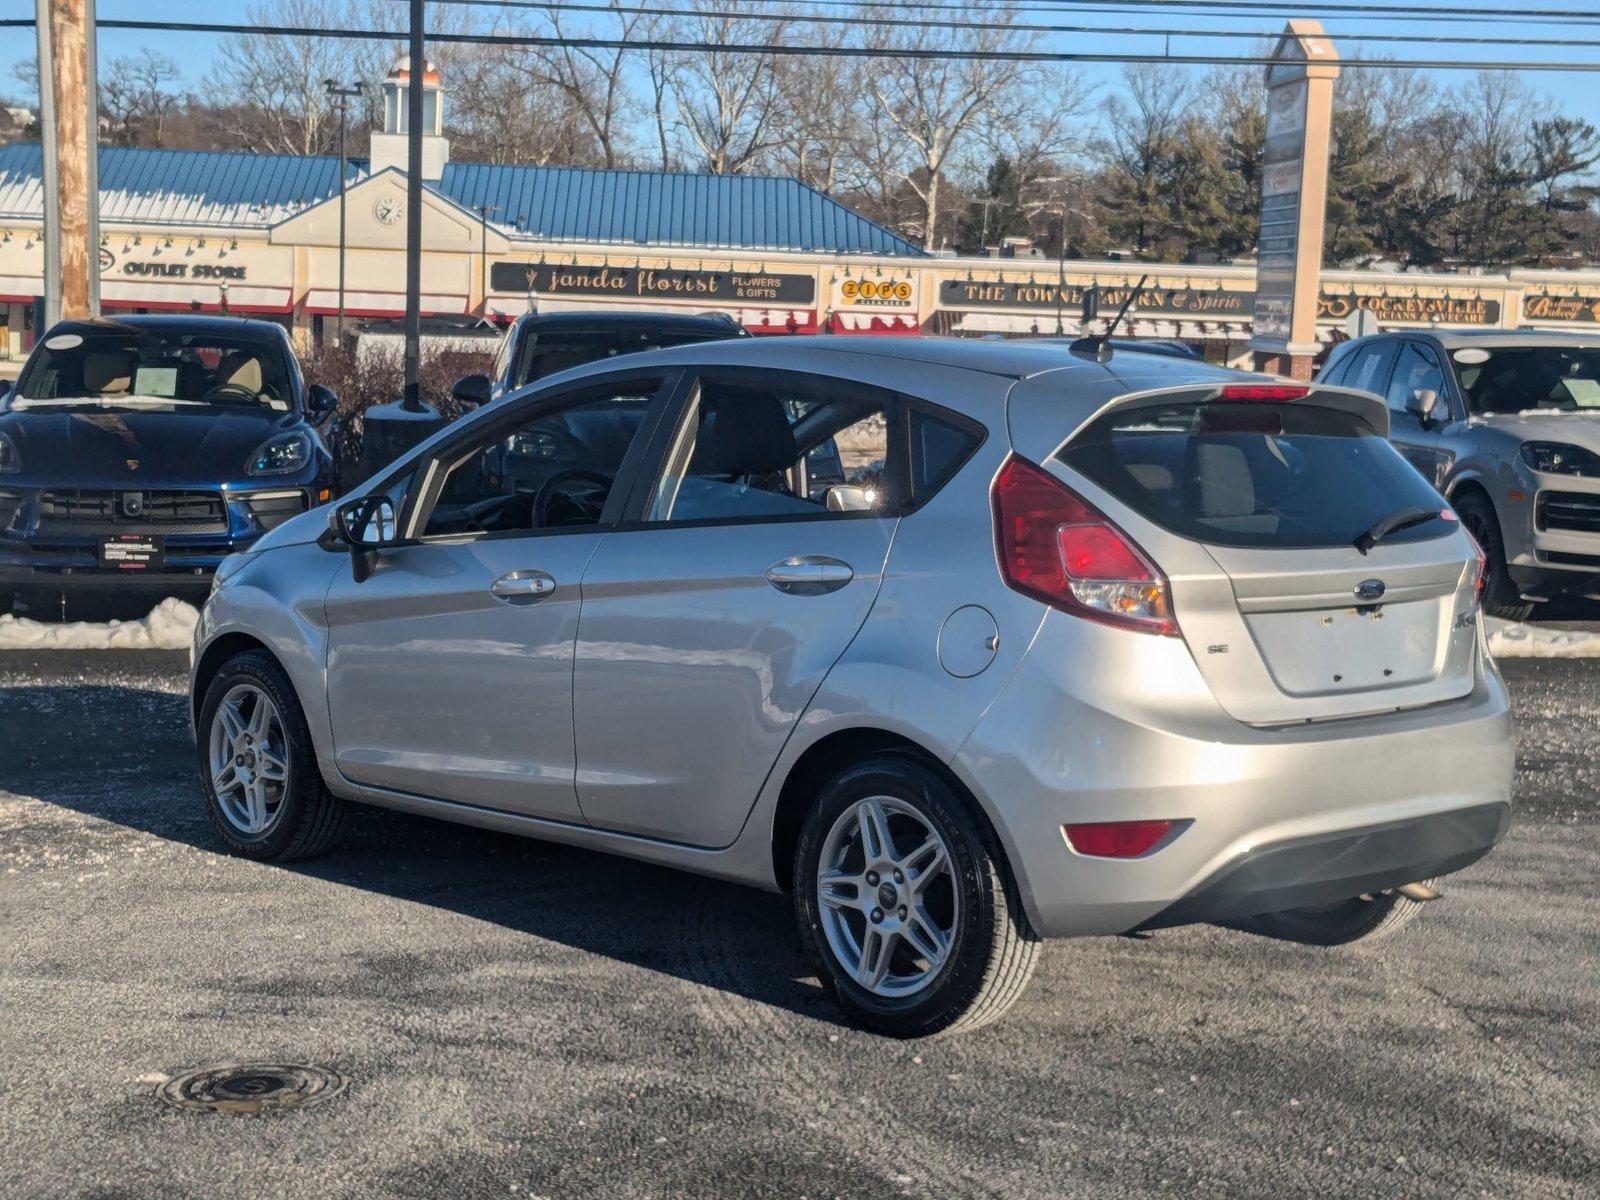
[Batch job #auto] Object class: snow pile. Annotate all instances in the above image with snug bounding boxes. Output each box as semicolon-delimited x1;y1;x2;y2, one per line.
0;597;200;651
1486;618;1600;659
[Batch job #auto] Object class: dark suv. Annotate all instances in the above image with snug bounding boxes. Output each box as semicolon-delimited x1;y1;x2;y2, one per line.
451;311;749;407
1318;328;1600;618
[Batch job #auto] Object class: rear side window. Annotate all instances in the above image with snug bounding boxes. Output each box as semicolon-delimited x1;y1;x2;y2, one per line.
1341;343;1398;398
908;408;981;501
1059;400;1451;549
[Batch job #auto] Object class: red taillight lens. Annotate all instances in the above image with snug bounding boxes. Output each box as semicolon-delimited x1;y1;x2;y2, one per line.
1464;527;1487;603
991;455;1177;636
1064;820;1176;858
1218;383;1310;401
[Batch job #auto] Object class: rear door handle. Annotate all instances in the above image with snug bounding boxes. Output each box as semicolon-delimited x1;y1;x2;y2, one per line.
490;570;556;604
765;556;854;596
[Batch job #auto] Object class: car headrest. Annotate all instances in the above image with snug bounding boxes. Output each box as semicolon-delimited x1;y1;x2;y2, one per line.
1194;442;1256;519
690;392;797;477
215;351;264;394
82;350;134;395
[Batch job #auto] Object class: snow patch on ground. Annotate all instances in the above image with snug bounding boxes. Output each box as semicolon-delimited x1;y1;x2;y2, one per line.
0;598;199;651
1486;618;1600;659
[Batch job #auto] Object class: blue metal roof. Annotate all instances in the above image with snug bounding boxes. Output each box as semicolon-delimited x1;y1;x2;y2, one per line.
0;142;924;257
437;161;924;257
0;143;354;227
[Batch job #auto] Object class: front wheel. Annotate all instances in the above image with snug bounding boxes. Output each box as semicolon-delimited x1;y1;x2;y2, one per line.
793;753;1041;1038
1455;493;1534;622
196;650;348;860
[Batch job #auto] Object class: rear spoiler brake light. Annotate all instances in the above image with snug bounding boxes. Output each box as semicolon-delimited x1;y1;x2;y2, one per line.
1217;383;1310;401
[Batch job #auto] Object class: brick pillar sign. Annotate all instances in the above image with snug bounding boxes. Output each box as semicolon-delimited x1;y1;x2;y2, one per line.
1249;20;1340;381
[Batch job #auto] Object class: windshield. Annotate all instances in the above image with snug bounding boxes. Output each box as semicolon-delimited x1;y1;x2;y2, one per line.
511;326;739;387
1060;399;1453;550
13;326;294;413
1452;346;1600;415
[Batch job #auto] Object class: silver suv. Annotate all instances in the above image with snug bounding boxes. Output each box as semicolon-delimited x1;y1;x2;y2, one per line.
1318;329;1600;619
191;338;1513;1037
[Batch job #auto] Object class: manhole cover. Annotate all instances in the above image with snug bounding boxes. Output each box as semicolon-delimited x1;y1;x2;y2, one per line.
156;1063;348;1114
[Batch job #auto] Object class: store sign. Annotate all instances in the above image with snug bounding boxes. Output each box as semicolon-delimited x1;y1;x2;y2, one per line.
490;262;815;306
1523;292;1600;324
1317;291;1501;325
98;248;250;282
837;276;916;307
937;279;1252;317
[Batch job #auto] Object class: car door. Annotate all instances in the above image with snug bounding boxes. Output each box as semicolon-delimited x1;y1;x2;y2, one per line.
570;367;901;848
322;370;675;820
1384;340;1452;487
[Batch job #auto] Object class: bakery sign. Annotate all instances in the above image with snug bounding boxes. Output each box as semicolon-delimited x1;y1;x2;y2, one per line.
490;261;815;306
938;278;1252;317
1522;292;1600;324
836;275;917;308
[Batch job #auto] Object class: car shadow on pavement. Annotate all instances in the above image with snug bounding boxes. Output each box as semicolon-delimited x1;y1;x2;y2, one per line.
0;679;847;1029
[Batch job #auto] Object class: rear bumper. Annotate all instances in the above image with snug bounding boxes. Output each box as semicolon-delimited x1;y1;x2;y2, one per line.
952;614;1515;938
1134;802;1509;930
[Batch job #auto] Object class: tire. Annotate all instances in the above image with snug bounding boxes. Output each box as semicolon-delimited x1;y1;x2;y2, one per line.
793;752;1041;1038
1236;881;1434;946
1455;493;1535;622
195;649;348;860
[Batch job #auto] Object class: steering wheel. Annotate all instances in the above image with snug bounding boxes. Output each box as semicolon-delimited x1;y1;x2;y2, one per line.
534;468;612;528
200;383;260;405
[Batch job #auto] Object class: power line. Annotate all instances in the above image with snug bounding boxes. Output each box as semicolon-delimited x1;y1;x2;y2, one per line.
75;18;1600;72
716;0;1600;20
413;0;1600;47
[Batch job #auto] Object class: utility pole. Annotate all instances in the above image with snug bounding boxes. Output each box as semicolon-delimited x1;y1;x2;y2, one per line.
323;78;363;348
402;0;424;411
474;204;499;324
36;0;98;324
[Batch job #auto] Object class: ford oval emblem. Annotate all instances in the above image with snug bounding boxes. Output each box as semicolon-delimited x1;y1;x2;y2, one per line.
1355;578;1386;602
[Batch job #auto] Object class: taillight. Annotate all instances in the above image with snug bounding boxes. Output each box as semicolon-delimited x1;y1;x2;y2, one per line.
991;454;1178;636
1218;383;1310;401
1064;820;1176;858
1464;528;1487;604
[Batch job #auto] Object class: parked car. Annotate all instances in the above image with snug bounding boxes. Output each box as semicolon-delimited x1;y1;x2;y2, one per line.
0;315;339;615
450;310;749;408
1318;328;1600;619
191;337;1512;1037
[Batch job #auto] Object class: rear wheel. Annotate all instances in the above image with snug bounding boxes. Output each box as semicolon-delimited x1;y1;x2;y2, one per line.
793;753;1040;1038
1237;883;1434;946
1455;493;1534;622
196;650;347;860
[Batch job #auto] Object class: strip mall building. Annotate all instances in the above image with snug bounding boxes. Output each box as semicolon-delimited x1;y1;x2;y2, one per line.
1;62;1597;366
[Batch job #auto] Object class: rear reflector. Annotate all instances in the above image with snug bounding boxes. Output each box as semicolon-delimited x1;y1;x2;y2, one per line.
992;455;1177;636
1064;820;1177;858
1218;383;1310;401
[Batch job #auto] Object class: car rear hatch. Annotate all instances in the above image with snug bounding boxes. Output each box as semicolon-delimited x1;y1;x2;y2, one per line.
1048;382;1483;726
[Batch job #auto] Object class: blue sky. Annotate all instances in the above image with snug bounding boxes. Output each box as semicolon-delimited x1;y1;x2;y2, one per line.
2;1;1595;122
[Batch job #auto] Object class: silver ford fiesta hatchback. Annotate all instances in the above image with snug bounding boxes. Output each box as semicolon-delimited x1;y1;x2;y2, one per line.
190;337;1514;1037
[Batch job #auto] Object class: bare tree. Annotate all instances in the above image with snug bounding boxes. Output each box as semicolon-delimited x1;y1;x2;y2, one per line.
508;0;647;169
761;30;866;194
100;51;183;147
659;4;792;174
860;7;1045;251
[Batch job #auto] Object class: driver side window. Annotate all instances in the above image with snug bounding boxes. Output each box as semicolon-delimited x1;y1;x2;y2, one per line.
420;378;661;538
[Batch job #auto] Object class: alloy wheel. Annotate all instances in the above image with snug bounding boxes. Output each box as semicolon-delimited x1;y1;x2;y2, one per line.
208;683;289;836
815;796;960;998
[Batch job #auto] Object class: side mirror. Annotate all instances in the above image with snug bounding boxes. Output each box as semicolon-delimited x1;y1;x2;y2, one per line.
307;383;339;415
824;484;875;512
0;379;12;403
1406;387;1440;422
452;374;492;411
332;495;398;581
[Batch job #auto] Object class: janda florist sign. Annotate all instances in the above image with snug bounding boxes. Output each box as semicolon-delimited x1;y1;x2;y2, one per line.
491;262;816;306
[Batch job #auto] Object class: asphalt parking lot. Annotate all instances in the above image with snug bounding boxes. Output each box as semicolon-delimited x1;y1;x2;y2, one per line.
2;651;1598;1200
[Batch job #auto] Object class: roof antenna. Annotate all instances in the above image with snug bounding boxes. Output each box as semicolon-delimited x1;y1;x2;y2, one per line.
1071;273;1149;363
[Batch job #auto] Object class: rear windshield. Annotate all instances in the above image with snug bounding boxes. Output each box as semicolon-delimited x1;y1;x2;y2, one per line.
511;326;740;387
1059;400;1453;550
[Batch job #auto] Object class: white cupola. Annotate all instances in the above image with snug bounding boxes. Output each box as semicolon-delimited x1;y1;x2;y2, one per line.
368;57;450;181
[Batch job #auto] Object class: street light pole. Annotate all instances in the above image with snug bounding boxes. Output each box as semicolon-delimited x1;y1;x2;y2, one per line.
402;0;424;412
323;79;363;348
475;204;498;323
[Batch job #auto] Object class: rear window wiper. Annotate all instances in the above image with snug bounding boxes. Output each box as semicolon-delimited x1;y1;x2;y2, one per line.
1354;505;1442;555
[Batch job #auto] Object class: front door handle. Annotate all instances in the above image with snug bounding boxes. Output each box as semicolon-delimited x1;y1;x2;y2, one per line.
765;555;854;596
490;570;556;604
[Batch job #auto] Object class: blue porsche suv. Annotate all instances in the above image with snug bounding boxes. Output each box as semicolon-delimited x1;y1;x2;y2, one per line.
0;315;339;615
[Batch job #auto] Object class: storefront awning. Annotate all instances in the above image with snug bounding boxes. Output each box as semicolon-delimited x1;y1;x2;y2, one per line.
950;311;1068;335
828;312;920;335
99;281;294;313
304;289;469;317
